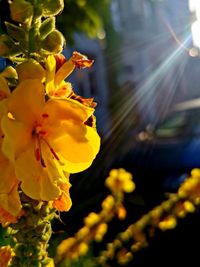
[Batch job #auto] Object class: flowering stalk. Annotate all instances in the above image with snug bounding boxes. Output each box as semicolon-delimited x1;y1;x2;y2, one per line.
8;193;55;267
55;169;135;266
0;1;100;266
97;169;200;266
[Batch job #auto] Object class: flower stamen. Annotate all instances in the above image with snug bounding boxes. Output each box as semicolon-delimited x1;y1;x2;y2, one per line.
35;136;46;168
41;138;60;161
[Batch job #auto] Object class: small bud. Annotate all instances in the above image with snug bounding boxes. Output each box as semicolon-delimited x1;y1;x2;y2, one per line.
39;17;56;40
39;0;64;16
9;0;33;24
78;242;89;256
16;59;45;82
41;30;65;54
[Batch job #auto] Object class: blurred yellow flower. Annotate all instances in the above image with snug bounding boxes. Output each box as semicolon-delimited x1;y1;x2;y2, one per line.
95;223;108;242
158;216;177;231
101;195;115;212
178;168;200;201
105;169;135;194
84;212;100;227
1;78;100;201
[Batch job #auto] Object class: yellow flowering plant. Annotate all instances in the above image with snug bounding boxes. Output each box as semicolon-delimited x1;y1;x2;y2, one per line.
1;1;200;267
0;0;100;266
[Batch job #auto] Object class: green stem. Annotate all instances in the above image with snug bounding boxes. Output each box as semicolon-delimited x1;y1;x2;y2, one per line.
9;193;56;267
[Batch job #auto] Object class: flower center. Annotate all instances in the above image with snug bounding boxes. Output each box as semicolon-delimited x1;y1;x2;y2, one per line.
32;115;59;167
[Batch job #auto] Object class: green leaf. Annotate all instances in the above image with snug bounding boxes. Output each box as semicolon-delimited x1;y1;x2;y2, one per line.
5;22;26;42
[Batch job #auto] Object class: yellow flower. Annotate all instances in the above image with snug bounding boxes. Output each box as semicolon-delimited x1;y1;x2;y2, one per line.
158;216;177;231
95;223;108;242
105;169;135;194
0;75;22;221
45;52;94;97
1;79;100;201
84;212;100;227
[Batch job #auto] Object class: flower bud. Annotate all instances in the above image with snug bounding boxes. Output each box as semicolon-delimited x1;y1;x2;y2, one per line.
39;0;64;16
39;17;56;40
41;30;65;54
9;0;33;24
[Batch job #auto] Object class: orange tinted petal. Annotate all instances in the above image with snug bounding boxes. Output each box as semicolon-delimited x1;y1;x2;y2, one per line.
53;182;72;212
0;205;23;226
71;51;94;69
0;246;13;267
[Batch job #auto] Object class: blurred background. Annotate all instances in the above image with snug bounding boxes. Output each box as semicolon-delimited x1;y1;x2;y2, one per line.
55;1;200;265
1;0;200;265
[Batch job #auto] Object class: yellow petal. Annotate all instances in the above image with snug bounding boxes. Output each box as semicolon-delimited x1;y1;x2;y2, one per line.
44;98;95;124
45;55;56;95
1;115;31;162
7;79;45;125
54;58;75;86
0;76;10;100
52;123;100;173
0;99;8;119
0;182;21;216
51;81;73;98
53;182;72;212
0;156;17;193
15;142;61;201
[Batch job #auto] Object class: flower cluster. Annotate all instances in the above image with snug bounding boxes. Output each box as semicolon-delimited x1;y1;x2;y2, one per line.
55;169;135;265
97;169;200;266
55;166;200;266
0;51;100;225
0;1;101;266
